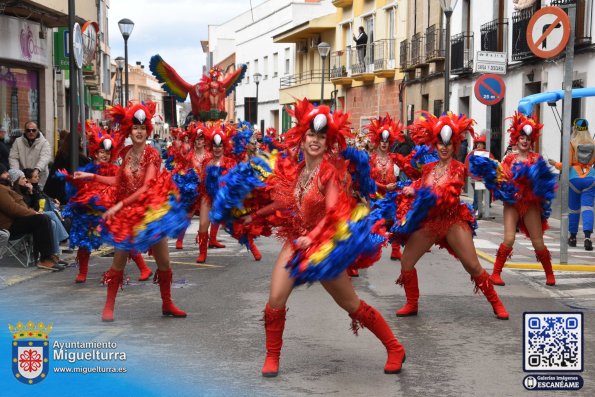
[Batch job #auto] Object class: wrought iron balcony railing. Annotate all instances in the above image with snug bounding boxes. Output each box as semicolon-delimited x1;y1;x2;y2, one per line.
480;18;509;53
425;25;445;61
349;43;374;74
372;39;397;70
400;39;410;70
279;69;330;88
511;5;536;61
410;32;425;66
450;32;474;75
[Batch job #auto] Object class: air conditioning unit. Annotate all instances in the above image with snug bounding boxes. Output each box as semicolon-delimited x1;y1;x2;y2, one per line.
298;40;308;54
310;34;321;48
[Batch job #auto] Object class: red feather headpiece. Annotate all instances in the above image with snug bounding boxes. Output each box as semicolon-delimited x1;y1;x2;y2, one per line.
367;114;404;147
186;121;208;143
507;112;542;146
205;122;233;153
283;98;353;152
409;111;474;151
86;121;116;159
265;127;277;138
107;101;156;137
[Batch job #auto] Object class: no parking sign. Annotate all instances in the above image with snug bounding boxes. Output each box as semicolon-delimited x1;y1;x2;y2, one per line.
474;74;506;106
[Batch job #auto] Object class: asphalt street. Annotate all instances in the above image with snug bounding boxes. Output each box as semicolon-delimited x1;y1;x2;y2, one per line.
1;224;593;397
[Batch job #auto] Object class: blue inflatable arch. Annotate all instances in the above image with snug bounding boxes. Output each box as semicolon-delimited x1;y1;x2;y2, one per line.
517;87;595;115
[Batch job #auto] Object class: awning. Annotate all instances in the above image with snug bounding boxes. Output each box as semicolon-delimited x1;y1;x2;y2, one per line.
273;13;335;43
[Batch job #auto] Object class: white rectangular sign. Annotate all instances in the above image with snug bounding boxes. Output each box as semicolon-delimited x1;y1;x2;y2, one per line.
476;51;507;63
475;62;507;74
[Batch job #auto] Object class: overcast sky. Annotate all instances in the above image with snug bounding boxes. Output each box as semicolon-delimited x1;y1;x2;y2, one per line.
108;0;255;83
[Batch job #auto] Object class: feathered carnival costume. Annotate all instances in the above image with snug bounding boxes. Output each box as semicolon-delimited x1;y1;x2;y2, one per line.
87;101;199;252
367;114;404;195
468;112;557;237
267;98;391;285
390;112;477;257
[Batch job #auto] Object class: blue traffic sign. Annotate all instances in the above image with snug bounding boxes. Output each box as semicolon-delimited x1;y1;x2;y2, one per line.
474;74;506;106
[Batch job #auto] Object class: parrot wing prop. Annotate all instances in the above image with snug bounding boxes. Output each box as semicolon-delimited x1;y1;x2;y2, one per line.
149;54;194;102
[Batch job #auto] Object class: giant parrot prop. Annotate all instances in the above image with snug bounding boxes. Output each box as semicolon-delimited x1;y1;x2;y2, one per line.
150;54;247;120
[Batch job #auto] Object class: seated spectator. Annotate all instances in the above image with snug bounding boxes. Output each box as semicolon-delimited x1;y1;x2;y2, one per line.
0;164;63;271
8;168;68;267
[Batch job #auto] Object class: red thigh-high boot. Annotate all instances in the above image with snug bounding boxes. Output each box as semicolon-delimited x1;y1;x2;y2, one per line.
395;269;419;317
262;304;286;377
535;247;556;286
390;242;402;261
130;251;153;281
248;236;262;261
208;224;226;248
75;248;90;283
472;270;509;320
154;268;187;317
176;228;186;250
196;232;209;263
491;244;512;286
350;300;406;374
101;268;124;322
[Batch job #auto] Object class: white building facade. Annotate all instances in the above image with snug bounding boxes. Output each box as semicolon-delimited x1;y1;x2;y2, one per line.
206;0;335;131
447;0;594;161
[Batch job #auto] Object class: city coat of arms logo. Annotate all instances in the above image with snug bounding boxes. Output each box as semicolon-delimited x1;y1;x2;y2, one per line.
8;321;52;385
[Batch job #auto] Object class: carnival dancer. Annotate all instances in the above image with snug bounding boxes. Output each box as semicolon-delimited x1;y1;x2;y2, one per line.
74;102;194;321
174;122;215;249
62;122;153;283
368;114;405;262
470;112;557;286
196;123;236;263
392;112;509;320
242;99;406;377
548;118;595;251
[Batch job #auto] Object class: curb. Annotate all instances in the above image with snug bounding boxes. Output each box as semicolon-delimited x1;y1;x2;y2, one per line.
476;249;595;272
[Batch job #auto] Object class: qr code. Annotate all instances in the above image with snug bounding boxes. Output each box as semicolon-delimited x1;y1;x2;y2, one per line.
524;313;583;372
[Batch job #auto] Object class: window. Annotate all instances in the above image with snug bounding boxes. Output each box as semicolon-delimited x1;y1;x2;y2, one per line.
273;52;278;77
284;48;290;75
254;59;259;73
246;62;250;84
0;65;39;134
263;56;268;79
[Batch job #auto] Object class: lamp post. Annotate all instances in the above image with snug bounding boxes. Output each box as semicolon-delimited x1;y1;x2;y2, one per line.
317;42;331;104
115;56;125;105
440;0;458;113
118;18;134;104
253;72;262;126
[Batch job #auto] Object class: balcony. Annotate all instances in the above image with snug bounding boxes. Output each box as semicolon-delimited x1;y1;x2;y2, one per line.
330;50;353;86
480;18;508;52
410;32;426;67
511;5;535;61
278;69;333;104
349;44;375;82
450;32;474;75
425;25;445;62
372;39;397;78
400;39;411;71
551;0;593;46
332;0;353;7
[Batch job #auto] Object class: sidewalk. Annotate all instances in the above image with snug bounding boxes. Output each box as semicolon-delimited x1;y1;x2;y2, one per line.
464;195;595;272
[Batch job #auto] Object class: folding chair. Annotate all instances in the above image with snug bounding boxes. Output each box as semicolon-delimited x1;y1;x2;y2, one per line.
0;229;36;267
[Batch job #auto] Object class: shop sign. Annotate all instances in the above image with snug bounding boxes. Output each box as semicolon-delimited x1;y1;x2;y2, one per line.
0;15;48;65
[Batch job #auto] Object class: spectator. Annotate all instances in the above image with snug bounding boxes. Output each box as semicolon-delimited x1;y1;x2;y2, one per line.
44;130;89;205
10;167;69;265
0;126;10;169
353;26;368;64
458;135;469;162
8;121;52;188
465;131;495;214
0;163;63;271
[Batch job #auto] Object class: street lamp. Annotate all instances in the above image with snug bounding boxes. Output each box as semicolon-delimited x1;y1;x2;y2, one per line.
115;56;125;105
440;0;458;113
253;72;262;126
118;18;134;104
317;42;331;103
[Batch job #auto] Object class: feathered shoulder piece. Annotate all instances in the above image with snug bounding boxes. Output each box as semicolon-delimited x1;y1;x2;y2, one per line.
107;100;156;137
409;111;474;150
507;111;542;146
284;98;353;152
367;113;404;147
